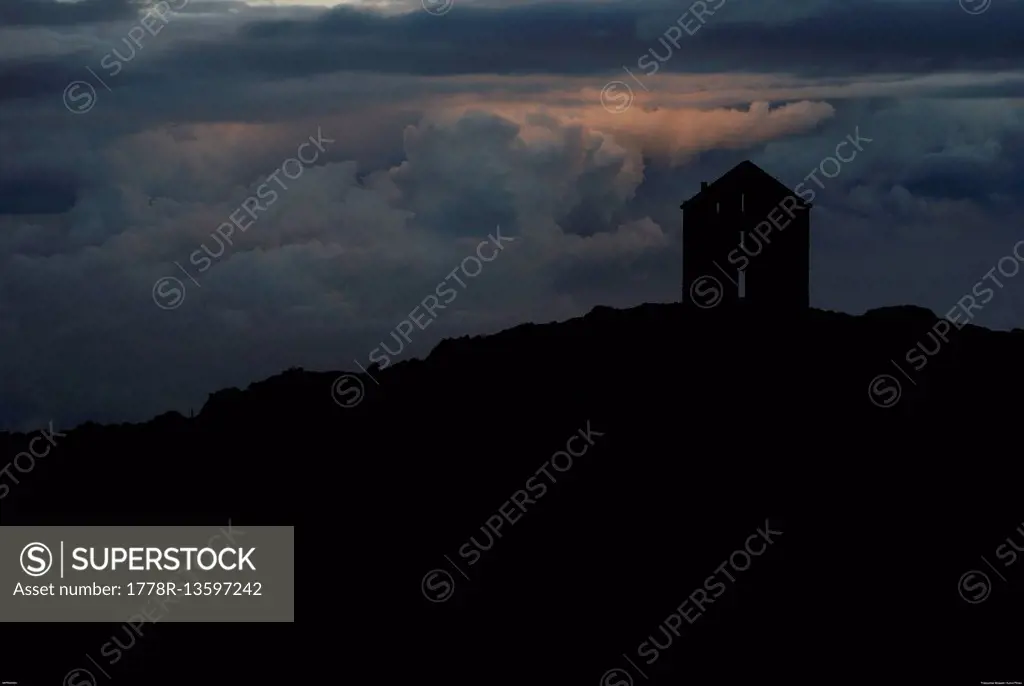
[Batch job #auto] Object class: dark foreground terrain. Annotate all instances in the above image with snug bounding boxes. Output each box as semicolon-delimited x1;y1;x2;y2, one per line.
2;301;1022;685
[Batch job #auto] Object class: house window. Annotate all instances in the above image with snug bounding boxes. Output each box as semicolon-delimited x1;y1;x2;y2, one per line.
741;193;745;212
716;202;720;214
738;230;746;298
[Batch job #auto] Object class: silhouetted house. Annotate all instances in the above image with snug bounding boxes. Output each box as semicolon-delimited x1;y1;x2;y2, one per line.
681;160;811;312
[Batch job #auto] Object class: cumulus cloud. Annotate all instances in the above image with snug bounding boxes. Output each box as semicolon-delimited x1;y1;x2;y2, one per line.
1;0;1024;428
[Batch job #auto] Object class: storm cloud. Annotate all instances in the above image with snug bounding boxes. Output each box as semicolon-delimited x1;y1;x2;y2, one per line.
1;0;1023;429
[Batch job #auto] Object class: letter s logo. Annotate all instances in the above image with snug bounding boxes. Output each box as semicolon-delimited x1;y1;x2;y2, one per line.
600;668;634;686
20;542;53;577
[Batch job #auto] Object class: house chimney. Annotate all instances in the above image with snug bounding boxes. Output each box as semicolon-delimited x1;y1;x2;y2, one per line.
700;181;708;191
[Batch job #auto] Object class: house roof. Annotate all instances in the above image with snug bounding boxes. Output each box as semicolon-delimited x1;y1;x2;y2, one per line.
679;160;813;210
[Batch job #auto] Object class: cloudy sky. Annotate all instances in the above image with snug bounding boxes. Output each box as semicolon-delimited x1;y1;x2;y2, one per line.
1;0;1022;429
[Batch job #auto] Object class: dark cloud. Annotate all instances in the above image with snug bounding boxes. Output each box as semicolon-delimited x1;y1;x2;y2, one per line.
666;1;1024;76
0;0;1023;429
0;174;77;214
897;133;1024;203
0;0;139;27
0;56;87;103
145;1;1024;81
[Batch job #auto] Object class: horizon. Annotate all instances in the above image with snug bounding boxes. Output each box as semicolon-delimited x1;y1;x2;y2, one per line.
0;298;1002;434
